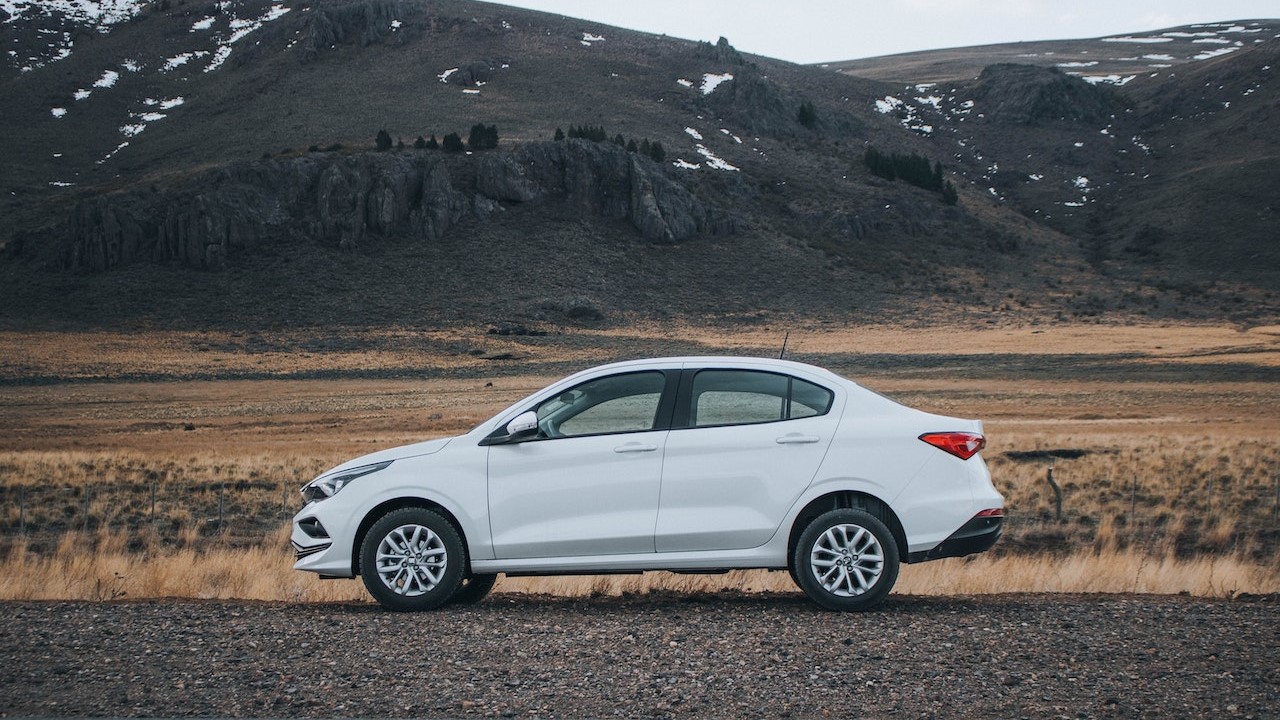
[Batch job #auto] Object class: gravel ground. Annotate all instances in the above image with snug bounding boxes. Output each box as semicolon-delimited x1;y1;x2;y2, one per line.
1;593;1276;719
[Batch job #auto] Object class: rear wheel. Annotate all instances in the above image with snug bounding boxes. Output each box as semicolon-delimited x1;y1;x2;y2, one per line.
360;507;465;611
791;509;899;611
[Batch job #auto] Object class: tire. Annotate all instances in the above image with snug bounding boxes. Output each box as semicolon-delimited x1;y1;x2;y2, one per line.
449;573;498;605
791;508;899;612
360;507;465;611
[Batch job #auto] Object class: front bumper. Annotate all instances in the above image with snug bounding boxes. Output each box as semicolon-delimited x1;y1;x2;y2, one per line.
907;513;1003;563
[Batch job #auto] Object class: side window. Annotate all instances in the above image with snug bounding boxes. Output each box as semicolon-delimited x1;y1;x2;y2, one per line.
690;370;833;427
791;378;834;418
536;371;666;438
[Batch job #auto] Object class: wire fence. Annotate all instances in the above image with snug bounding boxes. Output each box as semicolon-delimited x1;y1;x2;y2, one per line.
0;480;302;548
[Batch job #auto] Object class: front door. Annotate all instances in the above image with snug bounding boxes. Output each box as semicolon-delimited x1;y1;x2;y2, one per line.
487;370;671;559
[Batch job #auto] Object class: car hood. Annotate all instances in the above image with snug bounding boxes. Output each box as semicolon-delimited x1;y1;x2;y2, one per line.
322;436;455;477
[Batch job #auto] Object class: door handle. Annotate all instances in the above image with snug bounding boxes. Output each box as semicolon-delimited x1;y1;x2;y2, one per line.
614;443;658;453
776;434;820;444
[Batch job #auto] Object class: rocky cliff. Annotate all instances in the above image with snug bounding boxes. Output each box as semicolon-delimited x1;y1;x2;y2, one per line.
61;140;717;271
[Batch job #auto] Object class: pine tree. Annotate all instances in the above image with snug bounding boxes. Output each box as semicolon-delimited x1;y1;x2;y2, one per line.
798;101;817;128
397;137;405;150
640;138;651;156
426;134;439;149
414;136;427;149
442;132;465;152
941;180;958;206
375;129;392;151
613;133;625;147
626;139;638;153
649;141;665;163
554;127;565;141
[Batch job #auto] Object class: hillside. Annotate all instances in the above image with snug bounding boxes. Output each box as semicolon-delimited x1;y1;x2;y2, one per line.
1;1;1277;329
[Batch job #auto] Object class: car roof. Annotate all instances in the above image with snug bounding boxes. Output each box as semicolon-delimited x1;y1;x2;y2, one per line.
574;356;853;385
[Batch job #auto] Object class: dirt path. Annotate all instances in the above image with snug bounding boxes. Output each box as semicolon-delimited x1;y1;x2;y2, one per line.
1;594;1275;718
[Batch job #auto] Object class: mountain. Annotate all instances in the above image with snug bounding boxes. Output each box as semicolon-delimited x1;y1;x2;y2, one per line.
1;1;1277;329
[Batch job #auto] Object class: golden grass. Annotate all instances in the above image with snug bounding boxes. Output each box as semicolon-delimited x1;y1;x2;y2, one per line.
1;530;1274;602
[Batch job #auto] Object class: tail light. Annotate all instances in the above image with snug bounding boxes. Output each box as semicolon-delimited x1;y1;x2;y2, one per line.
919;431;986;460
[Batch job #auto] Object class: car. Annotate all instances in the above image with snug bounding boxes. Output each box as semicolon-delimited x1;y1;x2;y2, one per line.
291;356;1003;611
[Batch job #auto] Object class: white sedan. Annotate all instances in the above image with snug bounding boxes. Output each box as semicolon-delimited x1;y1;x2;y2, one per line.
292;357;1004;611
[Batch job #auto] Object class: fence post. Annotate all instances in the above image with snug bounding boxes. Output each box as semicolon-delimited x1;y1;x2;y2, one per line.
1046;463;1063;522
82;487;91;534
218;483;225;533
18;486;25;536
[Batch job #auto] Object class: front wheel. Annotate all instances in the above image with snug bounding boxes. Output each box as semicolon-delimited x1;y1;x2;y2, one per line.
791;509;899;611
360;507;465;611
449;573;498;605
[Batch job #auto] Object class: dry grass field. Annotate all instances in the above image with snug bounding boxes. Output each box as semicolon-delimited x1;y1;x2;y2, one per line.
1;322;1277;602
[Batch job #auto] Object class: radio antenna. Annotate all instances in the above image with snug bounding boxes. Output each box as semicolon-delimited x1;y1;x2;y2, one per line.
778;331;790;360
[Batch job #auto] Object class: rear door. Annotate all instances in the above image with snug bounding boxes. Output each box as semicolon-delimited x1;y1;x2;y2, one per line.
655;368;839;552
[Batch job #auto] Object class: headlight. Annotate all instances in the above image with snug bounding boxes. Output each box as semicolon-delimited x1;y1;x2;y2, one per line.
302;461;392;503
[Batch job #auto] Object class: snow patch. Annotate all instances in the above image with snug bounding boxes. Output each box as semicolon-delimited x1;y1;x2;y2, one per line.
700;72;733;95
50;107;67;118
684;127;704;140
1192;47;1239;61
1081;74;1136;86
1101;36;1173;44
1143;54;1174;61
1192;37;1232;44
676;78;693;88
695;145;738;171
719;128;743;144
581;32;604;46
93;69;118;88
1057;61;1098;67
462;88;480;94
73;89;90;100
191;15;216;31
120;123;146;137
672;159;700;170
390;19;401;30
439;67;459;82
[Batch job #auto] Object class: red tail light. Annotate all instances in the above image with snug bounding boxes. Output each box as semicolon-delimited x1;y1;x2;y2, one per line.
919;432;986;460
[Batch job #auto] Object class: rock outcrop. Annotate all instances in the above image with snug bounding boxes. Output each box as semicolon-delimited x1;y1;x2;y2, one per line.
476;141;708;244
61;141;718;271
971;64;1122;125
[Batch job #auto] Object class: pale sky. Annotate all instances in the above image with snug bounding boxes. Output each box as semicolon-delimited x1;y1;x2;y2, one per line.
496;1;1280;63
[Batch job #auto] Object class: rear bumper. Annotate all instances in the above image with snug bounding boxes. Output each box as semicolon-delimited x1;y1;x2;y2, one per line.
907;513;1003;563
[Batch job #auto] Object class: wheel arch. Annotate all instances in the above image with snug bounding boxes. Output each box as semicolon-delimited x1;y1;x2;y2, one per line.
788;491;908;564
352;497;472;577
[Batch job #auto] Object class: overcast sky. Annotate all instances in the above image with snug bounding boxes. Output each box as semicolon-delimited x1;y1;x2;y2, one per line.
497;1;1279;63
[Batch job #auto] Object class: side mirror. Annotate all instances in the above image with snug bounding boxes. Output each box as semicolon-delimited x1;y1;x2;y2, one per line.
481;410;539;446
506;411;539;438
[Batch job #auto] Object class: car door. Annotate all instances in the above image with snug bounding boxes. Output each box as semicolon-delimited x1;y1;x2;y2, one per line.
655;368;839;552
487;369;674;559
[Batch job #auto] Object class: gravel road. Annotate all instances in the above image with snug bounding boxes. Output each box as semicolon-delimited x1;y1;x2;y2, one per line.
1;593;1276;719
